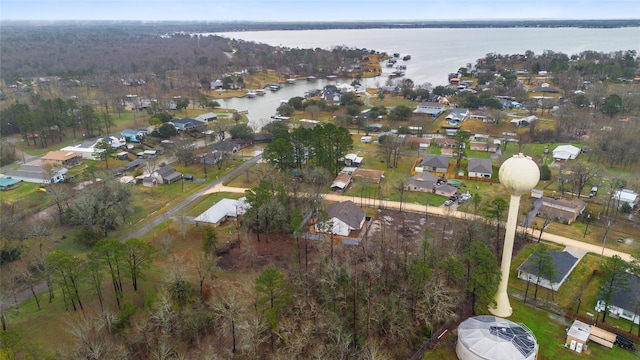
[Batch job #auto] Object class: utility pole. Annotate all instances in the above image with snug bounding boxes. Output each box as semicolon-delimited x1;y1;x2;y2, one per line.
601;219;612;257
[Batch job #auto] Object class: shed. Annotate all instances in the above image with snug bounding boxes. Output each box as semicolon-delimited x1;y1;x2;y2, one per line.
0;177;22;191
565;320;591;351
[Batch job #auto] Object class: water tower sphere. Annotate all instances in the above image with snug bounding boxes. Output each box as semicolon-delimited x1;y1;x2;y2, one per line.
498;154;540;196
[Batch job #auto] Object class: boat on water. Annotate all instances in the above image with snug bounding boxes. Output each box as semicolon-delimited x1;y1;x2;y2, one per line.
389;70;405;79
287;78;296;84
245;91;257;98
386;61;394;67
270;115;290;121
403;55;412;61
306;76;317;81
396;64;407;70
326;75;337;80
393;53;400;58
269;83;281;91
255;89;266;95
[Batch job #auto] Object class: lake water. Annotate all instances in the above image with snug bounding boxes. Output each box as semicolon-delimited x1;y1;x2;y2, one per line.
211;27;640;128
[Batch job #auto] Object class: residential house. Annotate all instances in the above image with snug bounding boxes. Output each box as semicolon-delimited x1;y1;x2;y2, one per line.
467;158;493;179
596;275;640;325
510;115;538;127
151;165;182;184
61;140;102;160
445;108;470;123
469;141;499;153
404;172;438;192
4;165;67;184
0;178;22;191
195;112;218;123
210;80;224;90
101;134;126;148
538;197;587;224
414;102;445;118
470;110;494;122
41;151;82;168
317;200;366;237
331;173;352;191
613;189;639;209
552;144;581;161
169;118;206;132
344;153;363;167
436;138;459;149
211;140;241;155
517;249;581;291
194;197;250;226
420;154;450;174
434;184;458;197
121;129;148;143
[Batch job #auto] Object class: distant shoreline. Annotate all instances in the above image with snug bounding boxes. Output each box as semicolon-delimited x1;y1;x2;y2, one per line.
2;19;640;31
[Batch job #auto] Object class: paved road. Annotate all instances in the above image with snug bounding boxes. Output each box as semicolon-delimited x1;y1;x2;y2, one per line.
123;152;262;241
208;185;632;261
3;152;263;311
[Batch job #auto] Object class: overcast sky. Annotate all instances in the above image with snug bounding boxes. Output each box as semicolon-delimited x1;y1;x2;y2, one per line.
1;0;639;21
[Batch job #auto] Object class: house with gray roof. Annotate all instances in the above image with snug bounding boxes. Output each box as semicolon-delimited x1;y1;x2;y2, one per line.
538;197;587;224
420;154;450;174
151;165;182;184
195;112;218;123
445;108;470;123
597;275;640;324
169;118;206;132
317;201;366;237
468;158;493;179
517;249;581;291
404;172;438;193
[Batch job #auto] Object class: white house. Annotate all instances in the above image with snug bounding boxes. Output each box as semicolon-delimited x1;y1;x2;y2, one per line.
194;197;250;226
552;145;581;161
613;189;639;209
316;201;365;237
414;102;445;118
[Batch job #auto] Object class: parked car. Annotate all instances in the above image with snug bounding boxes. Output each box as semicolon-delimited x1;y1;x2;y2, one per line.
444;199;453;206
183;175;194;181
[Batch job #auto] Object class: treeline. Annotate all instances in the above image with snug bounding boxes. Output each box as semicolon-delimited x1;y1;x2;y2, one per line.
0;25;374;86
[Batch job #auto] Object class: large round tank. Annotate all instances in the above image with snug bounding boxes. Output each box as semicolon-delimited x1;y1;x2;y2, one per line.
456;315;538;360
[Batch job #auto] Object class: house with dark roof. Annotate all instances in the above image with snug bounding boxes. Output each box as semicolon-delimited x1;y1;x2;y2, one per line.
151;165;182;184
517;249;582;291
169;118;206;132
596;275;640;324
420;154;450;174
404;172;438;192
538;197;587;224
317;201;366;237
467;158;493;179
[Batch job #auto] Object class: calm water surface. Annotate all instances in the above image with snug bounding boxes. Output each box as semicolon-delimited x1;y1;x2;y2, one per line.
211;27;640;128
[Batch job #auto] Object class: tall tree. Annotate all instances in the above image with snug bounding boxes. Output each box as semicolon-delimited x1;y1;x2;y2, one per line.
255;268;290;351
483;197;508;261
464;241;501;315
90;239;126;308
94;141;116;169
599;255;630;323
46;250;85;312
124;238;156;291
